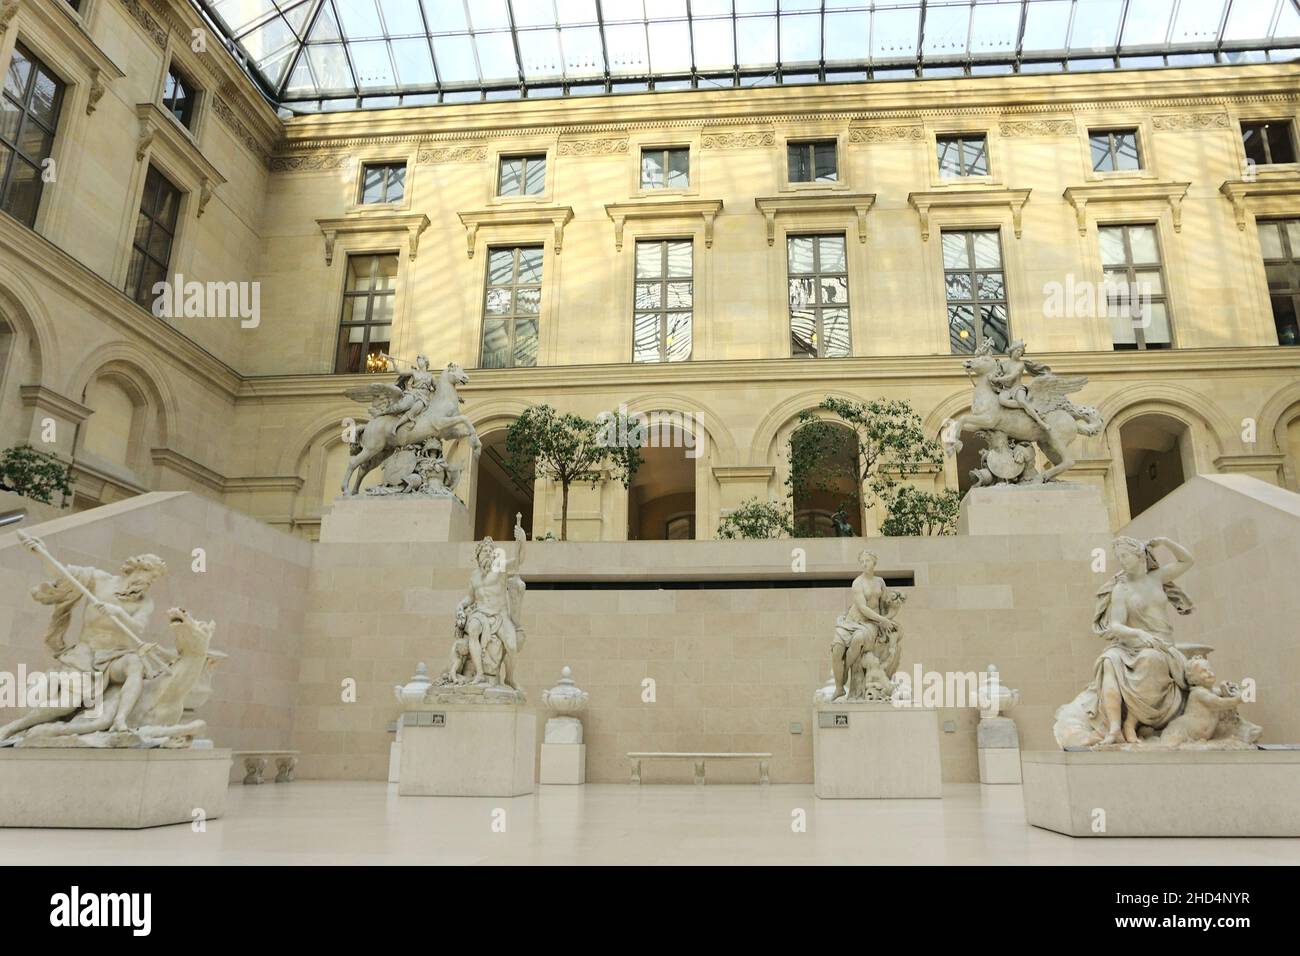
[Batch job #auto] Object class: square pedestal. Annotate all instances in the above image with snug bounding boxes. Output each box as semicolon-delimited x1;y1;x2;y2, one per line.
539;743;586;785
398;704;535;797
0;748;231;829
813;703;942;799
957;482;1110;535
978;748;1022;784
1022;749;1300;836
320;495;472;543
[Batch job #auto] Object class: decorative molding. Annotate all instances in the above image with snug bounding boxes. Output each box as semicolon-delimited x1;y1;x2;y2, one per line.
0;1;20;32
753;194;877;245
907;188;1031;241
1063;181;1190;235
1218;176;1300;230
117;0;168;49
603;199;724;251
712;465;776;482
86;68;106;115
197;177;215;218
134;103;227;213
136;116;157;161
1151;112;1231;130
150;448;227;493
270;152;353;172
317;213;431;265
998;119;1076;137
211;96;273;168
416;145;487;164
19;385;93;425
849;126;924;144
1213;453;1287;474
557;137;629;156
223;475;306;494
456;206;574;258
701;131;775;149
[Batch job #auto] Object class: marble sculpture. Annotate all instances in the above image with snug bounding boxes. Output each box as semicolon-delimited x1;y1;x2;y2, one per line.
827;549;907;702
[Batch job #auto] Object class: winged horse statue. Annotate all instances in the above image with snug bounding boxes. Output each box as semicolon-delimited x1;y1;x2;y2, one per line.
341;359;482;496
941;340;1104;484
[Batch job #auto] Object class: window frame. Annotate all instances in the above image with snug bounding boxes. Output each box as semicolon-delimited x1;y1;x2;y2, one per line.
0;41;67;229
124;164;183;309
358;161;408;205
479;245;544;369
1256;217;1300;346
1098;221;1174;352
334;252;400;374
496;153;547;198
1088;128;1143;174
1241;120;1298;167
787;232;852;359
786;139;839;184
632;238;694;363
936;133;990;178
639;146;690;191
161;59;198;131
941;228;1011;355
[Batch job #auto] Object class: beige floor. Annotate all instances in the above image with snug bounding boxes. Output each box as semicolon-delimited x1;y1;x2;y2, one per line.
3;782;1298;865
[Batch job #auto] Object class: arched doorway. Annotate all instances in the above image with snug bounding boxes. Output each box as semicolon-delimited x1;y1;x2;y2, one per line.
628;417;696;540
1120;414;1190;517
954;431;990;496
789;420;862;537
474;429;534;541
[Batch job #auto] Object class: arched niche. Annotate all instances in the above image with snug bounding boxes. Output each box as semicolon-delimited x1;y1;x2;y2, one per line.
474;426;534;541
787;418;863;537
628;415;698;540
1119;413;1192;518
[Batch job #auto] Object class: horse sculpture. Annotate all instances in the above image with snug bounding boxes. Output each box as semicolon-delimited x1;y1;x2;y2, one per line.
941;340;1103;484
341;361;482;497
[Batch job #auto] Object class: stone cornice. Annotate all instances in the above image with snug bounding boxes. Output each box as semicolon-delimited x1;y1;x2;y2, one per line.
19;385;93;424
712;465;777;482
603;199;723;251
1219;175;1300;230
908;188;1031;241
232;346;1300;403
135;102;227;215
754;194;876;245
457;206;574;257
316;213;431;265
223;475;306;493
150;447;226;492
1063;181;1190;235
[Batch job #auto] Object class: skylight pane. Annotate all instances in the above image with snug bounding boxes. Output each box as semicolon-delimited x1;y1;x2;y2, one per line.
969;1;1023;56
692;18;735;70
560;26;605;76
284;51;318;93
390;37;436;84
276;0;314;36
1120;0;1175;48
468;0;511;31
605;22;649;74
556;0;598;26
240;17;298;61
1223;0;1281;43
307;1;343;42
260;42;299;87
1276;3;1300;43
824;11;868;63
513;0;558;29
736;15;778;66
214;0;278;34
691;0;733;14
337;0;385;39
648;21;693;73
602;0;646;22
432;34;478;81
1168;1;1228;46
1069;0;1124;53
351;40;396;88
735;0;776;12
518;28;564;79
307;43;355;92
779;0;820;11
474;32;519;81
922;5;970;58
871;6;920;62
422;0;468;33
378;0;427;35
1020;0;1072;54
779;13;822;65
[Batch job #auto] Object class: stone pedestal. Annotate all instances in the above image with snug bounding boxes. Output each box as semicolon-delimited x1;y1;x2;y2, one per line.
1022;749;1300;836
957;482;1110;535
539;743;586;784
0;748;231;829
813;703;942;799
320;495;472;543
977;716;1022;784
398;704;535;797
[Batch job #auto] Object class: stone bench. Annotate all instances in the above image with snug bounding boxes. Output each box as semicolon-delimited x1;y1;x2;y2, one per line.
233;750;299;785
627;752;771;786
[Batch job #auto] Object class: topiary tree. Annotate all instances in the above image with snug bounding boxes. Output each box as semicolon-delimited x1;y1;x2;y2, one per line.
0;444;73;506
504;404;643;541
787;397;957;536
716;498;793;540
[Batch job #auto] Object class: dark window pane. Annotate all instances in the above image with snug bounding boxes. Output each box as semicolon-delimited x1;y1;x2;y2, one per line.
814;141;837;181
667;148;689;187
15;120;52;162
4;48;31;101
2;157;40;227
0;98;20;142
949;305;976;353
1270;295;1299;345
788;143;810;182
1266;122;1297;163
791;311;817;356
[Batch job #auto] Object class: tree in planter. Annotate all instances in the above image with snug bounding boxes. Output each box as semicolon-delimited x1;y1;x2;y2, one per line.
787;397;958;536
716;498;794;540
504;404;643;541
0;444;73;506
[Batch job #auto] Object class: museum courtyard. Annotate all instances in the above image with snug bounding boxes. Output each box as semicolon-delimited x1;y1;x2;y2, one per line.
0;0;1298;891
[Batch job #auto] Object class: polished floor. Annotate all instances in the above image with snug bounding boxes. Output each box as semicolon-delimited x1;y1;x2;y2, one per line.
2;782;1297;865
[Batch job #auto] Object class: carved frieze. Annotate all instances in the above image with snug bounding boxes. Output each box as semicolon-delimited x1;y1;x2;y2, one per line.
998;119;1077;137
1151;112;1231;130
270;153;353;172
701;131;775;149
557;137;629;156
416;145;488;164
848;126;924;144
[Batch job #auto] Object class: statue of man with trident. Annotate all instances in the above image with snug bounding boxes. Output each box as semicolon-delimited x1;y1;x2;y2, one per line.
0;532;169;740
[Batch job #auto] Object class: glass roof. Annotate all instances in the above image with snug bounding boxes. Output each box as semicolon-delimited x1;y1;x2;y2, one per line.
193;0;1300;113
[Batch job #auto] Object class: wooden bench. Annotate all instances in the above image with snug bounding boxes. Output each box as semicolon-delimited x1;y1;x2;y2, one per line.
627;752;771;786
233;750;300;785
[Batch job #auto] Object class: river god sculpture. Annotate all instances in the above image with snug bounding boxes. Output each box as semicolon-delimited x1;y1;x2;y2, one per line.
827;549;907;702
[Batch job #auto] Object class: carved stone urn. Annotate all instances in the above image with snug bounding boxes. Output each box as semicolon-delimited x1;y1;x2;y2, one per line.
981;664;1020;717
541;666;588;744
394;662;432;710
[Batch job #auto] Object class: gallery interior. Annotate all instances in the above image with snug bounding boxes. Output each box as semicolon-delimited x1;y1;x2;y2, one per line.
0;0;1298;867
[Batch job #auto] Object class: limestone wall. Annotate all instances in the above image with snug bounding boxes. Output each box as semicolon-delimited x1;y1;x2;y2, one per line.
0;493;313;773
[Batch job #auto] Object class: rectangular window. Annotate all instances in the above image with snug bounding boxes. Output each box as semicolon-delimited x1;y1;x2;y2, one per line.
640;147;689;189
335;254;398;373
787;140;837;183
1257;218;1300;346
481;246;542;368
0;43;65;228
1089;129;1141;172
633;239;693;363
498;154;545;196
1241;120;1297;166
937;134;988;177
788;234;850;358
359;162;406;204
125;165;182;308
942;230;1009;354
1098;224;1172;351
162;62;197;130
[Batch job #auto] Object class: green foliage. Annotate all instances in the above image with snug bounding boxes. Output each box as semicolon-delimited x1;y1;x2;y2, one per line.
0;444;73;506
716;498;793;540
787;397;957;537
504;404;643;541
